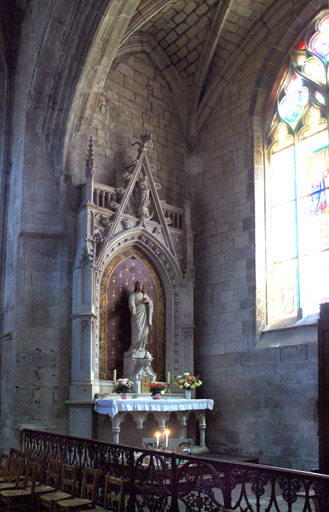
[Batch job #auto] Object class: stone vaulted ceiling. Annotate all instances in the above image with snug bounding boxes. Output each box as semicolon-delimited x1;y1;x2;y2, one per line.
117;0;310;143
14;0;314;165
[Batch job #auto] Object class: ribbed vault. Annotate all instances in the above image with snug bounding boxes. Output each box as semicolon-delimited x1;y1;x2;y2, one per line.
14;0;325;169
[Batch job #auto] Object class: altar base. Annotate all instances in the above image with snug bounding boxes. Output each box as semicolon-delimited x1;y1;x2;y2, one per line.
94;397;213;450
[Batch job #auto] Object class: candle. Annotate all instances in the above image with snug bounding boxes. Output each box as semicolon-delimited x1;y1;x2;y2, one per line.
164;429;169;450
155;432;160;448
113;369;117;383
167;371;170;384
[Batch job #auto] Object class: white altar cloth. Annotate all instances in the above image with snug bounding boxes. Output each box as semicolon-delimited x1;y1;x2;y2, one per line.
94;398;214;419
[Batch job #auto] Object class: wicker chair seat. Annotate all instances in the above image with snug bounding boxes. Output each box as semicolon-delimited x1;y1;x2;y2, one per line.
57;497;92;508
0;483;16;490
29;483;55;493
40;491;72;503
0;488;31;498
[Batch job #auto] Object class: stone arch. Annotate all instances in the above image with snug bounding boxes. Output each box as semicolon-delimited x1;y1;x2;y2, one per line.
23;0;114;171
95;230;182;382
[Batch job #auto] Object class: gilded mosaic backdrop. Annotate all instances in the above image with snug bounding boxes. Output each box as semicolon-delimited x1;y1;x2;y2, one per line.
99;247;165;380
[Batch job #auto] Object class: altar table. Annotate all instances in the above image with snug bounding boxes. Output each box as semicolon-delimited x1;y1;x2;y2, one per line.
94;398;214;450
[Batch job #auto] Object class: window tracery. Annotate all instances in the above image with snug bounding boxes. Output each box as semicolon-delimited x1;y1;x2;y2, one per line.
266;12;329;325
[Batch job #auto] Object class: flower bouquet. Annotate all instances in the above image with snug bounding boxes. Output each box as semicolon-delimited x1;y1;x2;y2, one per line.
175;373;202;390
150;382;166;399
113;378;133;399
176;373;202;399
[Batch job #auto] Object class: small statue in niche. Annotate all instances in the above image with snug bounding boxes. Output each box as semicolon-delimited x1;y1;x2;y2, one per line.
128;281;153;357
137;174;151;220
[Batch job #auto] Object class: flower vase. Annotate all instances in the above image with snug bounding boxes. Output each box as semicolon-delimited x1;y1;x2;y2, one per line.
152;393;162;400
121;393;128;399
185;389;192;399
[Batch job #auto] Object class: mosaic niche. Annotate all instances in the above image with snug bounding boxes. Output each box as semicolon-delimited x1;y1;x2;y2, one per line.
99;246;165;380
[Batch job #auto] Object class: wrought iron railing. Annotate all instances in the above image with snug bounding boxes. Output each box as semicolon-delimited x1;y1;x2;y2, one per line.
22;429;329;511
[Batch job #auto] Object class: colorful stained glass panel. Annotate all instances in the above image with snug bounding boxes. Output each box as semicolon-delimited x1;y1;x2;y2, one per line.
303;56;326;84
278;86;308;129
270;259;297;320
301;108;327;139
315;91;326;105
301;194;329;252
299;131;328;195
310;15;329;62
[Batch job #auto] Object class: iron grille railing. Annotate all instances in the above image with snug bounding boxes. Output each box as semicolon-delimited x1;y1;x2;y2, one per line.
22;428;329;511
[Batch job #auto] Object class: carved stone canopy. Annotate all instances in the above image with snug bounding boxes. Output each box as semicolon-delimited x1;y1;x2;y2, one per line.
70;134;195;408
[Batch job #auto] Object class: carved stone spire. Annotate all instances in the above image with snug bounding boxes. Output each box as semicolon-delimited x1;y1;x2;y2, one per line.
85;136;95;178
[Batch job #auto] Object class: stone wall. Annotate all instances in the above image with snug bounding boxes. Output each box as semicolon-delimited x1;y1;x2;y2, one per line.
0;1;72;450
192;35;318;470
67;51;188;207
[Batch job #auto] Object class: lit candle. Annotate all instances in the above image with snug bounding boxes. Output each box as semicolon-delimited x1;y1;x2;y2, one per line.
164;429;169;450
167;371;170;384
155;432;160;448
113;369;117;383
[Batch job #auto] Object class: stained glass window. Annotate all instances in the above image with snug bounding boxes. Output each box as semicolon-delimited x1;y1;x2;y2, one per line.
266;12;329;325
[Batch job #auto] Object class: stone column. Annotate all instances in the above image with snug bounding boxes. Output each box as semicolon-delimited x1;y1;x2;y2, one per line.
198;412;207;449
69;206;97;438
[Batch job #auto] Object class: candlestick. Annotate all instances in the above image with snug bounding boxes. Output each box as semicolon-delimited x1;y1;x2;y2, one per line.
113;369;117;383
167;371;170;384
164;429;169;450
155;432;160;448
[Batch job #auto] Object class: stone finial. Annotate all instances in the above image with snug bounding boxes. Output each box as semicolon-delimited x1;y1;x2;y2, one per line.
85;136;95;178
132;133;153;156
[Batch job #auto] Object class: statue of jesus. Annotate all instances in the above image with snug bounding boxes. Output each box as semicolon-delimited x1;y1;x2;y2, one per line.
128;281;153;355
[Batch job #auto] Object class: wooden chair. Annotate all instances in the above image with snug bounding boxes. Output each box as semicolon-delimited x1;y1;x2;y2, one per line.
0;459;24;492
87;475;124;512
0;461;38;511
32;459;62;496
39;464;78;511
8;450;20;459
24;454;45;485
55;467;100;511
0;456;10;483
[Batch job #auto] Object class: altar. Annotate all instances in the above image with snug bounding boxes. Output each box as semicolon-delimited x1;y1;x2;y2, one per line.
94;397;214;452
67;134;212;446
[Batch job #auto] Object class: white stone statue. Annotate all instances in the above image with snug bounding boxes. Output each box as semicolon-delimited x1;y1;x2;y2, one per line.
128;281;153;356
